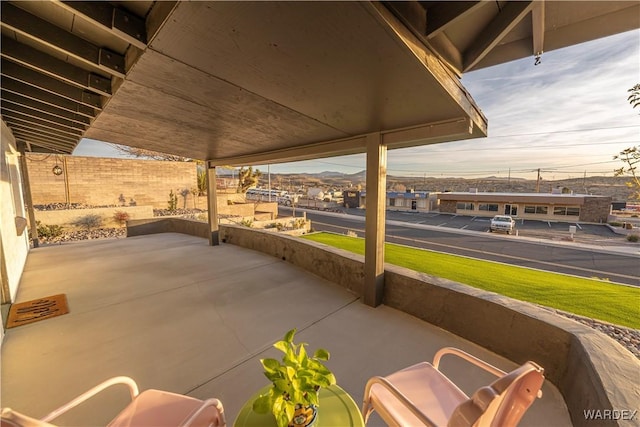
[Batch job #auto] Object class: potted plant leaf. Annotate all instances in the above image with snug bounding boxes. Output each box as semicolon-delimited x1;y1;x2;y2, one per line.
252;328;336;427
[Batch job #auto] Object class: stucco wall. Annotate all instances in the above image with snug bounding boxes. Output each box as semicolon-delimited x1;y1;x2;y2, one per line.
25;154;199;209
0;121;30;305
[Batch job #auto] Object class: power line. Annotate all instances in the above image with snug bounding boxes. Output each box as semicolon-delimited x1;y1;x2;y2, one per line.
487;124;640;139
414;140;639;153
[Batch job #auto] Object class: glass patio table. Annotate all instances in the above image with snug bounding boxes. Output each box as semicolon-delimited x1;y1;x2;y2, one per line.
234;384;364;427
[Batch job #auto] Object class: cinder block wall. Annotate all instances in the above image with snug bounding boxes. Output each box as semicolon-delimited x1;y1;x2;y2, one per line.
26;154;199;209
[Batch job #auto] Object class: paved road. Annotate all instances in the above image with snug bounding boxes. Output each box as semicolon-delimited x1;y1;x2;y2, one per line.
280;207;640;287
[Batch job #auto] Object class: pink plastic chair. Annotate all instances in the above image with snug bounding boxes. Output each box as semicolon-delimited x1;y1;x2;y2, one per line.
1;376;226;427
362;347;544;427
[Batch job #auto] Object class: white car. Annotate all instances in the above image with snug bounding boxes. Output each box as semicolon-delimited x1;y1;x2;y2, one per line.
278;194;298;206
490;215;516;234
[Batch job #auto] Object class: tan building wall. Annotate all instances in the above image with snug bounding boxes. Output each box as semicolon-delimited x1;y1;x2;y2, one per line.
438;193;611;223
26;154;199;209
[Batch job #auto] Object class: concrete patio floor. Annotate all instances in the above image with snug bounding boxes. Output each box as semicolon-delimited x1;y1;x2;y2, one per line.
1;233;571;426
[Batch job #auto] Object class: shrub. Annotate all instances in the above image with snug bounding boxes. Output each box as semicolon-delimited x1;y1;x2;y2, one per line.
113;211;130;227
36;221;64;239
609;222;622;227
293;218;307;230
167;190;178;211
241;218;253;228
71;214;103;230
627;234;639;242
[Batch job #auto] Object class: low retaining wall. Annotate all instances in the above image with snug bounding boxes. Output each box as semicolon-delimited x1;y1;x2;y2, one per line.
126;220;640;426
127;217;209;239
383;267;639;427
220;225;363;296
36;206;154;228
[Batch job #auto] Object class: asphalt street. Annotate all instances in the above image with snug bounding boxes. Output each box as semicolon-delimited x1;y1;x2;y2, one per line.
280;207;640;287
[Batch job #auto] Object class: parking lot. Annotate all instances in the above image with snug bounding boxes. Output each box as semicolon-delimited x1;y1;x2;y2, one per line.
340;208;626;243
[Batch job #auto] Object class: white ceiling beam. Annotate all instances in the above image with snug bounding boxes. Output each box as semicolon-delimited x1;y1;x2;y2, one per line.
463;1;534;72
56;1;147;50
382;117;473;149
1;79;97;118
424;1;484;38
1;91;92;126
1;59;102;110
208;135;368;167
1;36;112;97
369;2;487;135
532;1;545;57
207;117;474;167
0;2;125;78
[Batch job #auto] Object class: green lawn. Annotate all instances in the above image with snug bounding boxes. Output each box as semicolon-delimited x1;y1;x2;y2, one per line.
302;233;640;329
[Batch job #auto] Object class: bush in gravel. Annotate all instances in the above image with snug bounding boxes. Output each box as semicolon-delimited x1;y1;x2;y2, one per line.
167;190;178;212
113;211;130;227
627;234;639;242
72;214;103;231
36;221;64;239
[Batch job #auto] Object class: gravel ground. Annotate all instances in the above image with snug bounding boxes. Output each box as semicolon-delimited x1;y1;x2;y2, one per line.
553;311;640;359
38;227;126;244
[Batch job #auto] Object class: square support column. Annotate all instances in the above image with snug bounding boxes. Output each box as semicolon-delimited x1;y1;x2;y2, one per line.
206;165;220;246
363;133;387;307
17;144;39;248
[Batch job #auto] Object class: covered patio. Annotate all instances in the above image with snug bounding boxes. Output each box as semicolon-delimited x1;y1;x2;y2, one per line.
1;232;571;426
2;2;639;426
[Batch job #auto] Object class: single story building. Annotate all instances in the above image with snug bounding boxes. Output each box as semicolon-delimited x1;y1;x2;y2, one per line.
345;190;439;212
437;191;612;223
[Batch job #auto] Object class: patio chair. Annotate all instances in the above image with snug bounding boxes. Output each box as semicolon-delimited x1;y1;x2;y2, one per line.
362;347;544;427
1;376;226;427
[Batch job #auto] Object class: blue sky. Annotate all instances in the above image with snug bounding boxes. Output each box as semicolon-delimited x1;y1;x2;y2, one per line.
75;29;640;180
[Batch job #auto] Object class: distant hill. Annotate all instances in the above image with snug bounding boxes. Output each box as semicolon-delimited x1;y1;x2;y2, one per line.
259;172;635;201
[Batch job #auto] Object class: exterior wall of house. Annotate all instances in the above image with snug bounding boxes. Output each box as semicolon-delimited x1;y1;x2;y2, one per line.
0;121;30;309
26;154;200;209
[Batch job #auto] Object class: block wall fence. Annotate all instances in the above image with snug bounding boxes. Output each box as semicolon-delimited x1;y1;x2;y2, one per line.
25;154;203;209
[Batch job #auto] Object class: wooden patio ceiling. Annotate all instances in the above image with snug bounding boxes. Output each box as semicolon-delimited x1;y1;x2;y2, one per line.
1;1;638;162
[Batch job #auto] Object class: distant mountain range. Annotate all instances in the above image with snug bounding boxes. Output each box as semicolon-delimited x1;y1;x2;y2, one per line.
259;171;635;201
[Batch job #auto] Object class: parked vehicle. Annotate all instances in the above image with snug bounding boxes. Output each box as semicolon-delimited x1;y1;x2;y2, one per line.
278;194;299;206
246;188;286;201
490;215;516;234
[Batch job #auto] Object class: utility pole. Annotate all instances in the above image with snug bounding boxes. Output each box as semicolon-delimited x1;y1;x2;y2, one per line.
535;168;541;193
268;164;271;202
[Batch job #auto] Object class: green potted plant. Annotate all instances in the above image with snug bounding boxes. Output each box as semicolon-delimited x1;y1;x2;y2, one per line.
252;329;336;427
